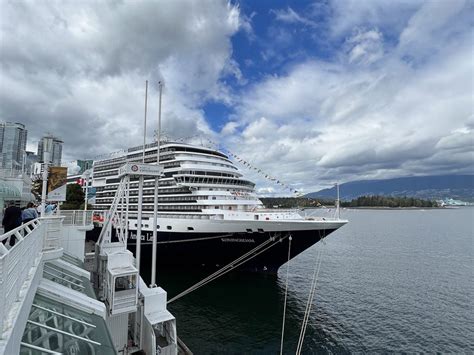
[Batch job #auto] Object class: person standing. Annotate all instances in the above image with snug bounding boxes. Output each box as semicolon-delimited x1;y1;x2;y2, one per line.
2;202;22;246
45;203;57;215
22;202;38;224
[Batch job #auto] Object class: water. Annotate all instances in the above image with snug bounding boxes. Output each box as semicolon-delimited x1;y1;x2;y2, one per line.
154;208;474;353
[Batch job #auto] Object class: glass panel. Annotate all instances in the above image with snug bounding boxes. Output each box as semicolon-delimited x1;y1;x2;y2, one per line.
42;262;96;298
21;294;116;355
115;274;136;292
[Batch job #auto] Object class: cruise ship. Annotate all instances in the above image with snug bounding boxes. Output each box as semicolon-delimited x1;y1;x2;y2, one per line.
91;141;347;273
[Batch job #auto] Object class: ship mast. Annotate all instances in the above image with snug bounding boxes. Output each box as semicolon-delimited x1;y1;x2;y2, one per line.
150;81;163;288
143;80;148;162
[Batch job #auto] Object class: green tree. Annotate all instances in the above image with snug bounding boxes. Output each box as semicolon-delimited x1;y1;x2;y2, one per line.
61;184;85;210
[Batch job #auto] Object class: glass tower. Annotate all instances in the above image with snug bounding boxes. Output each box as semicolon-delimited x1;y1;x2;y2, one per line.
38;135;63;166
0;122;28;171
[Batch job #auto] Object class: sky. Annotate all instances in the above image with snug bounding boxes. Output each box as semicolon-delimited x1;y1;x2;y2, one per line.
0;0;473;195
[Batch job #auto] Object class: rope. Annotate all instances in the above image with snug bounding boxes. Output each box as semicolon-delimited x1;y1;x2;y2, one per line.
168;236;279;303
168;234;288;304
296;231;326;354
279;235;292;355
168;237;274;303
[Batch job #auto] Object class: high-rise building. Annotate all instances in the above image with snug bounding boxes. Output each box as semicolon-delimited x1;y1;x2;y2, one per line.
77;159;94;174
0;122;28;171
24;151;39;175
38;134;63;166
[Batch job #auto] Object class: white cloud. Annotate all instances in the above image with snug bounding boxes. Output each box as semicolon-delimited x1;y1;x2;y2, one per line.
398;0;466;52
346;29;384;65
257;186;276;196
327;0;425;38
221;121;240;136
0;0;244;161
435;128;473;151
2;0;471;196
222;0;473;193
66;161;80;175
271;7;317;27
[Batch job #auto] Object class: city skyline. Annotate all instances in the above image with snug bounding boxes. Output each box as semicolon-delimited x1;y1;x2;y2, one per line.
0;121;64;174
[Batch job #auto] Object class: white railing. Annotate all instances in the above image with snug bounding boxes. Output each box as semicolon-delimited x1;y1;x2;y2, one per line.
59;210;95;226
0;216;64;336
42;217;65;251
0;219;43;335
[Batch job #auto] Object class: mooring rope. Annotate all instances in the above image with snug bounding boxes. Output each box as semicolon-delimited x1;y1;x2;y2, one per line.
279;235;292;355
296;230;327;354
168;234;289;304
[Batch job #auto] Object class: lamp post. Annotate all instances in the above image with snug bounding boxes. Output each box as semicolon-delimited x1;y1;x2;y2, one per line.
83;169;92;211
40;138;53;216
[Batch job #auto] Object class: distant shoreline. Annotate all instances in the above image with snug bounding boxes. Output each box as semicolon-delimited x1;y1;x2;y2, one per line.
344;206;445;210
299;206;470;210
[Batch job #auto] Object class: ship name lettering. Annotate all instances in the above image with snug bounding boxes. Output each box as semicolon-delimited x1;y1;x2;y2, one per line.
221;238;255;243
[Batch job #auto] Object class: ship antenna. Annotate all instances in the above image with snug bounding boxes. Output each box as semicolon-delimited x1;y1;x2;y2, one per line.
151;81;163;287
143;80;148;163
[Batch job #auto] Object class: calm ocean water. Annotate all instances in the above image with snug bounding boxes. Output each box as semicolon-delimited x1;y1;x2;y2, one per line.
154;208;474;354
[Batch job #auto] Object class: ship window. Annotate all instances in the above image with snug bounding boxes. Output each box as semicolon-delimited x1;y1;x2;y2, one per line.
246;229;252;233
212;196;216;200
187;227;194;231
167;226;172;230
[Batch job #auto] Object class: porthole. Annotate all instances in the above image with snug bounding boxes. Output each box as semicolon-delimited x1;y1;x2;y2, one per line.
167;226;172;230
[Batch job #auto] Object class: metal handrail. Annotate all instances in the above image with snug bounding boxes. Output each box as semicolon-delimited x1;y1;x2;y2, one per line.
0;219;43;335
0;218;41;248
0;216;64;336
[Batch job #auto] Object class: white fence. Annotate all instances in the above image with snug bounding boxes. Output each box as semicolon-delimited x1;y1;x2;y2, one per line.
60;210;94;226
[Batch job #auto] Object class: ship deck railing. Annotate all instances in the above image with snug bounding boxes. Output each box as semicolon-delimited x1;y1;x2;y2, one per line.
88;209;343;224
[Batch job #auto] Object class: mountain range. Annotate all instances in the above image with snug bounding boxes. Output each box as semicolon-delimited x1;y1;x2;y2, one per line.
306;175;474;202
